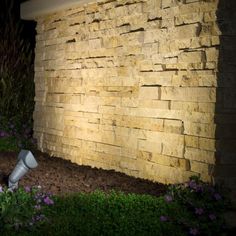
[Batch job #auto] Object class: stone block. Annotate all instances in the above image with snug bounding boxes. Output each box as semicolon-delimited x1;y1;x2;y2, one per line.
96;143;121;156
161;87;216;102
85;2;99;14
171;101;199;112
139;87;161;100
184;121;216;138
146;0;162;20
190;160;214;175
185;135;199;148
175;12;203;26
185;147;215;164
162;142;184;158
164;119;183;134
138;151;152;161
161;0;172;9
179;2;217;15
178;51;205;63
144;29;168;43
145;131;184;157
139;99;170;110
138;139;162;154
179;159;191;171
172;71;217;87
176;23;201;39
199;138;216;151
150;163;198;184
151;153;180;168
121;97;139;108
211;36;220;46
204;11;216;22
139;71;176;87
205;47;219;62
121;147;137;159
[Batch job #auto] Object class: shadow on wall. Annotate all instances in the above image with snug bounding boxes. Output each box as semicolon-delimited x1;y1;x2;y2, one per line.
215;0;236;200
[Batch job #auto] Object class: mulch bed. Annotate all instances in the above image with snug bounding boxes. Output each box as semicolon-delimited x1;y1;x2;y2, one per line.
0;151;167;196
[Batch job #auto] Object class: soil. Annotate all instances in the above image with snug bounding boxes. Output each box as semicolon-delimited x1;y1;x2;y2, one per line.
0;151;167;197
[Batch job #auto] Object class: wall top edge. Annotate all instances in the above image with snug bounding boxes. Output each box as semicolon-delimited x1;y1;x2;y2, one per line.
20;0;96;20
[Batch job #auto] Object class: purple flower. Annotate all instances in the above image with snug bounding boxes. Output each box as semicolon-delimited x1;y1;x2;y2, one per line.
35;205;41;210
195;208;204;215
24;186;31;192
188;180;197;189
0;130;8;137
43;196;54;205
189;228;199;235
0;185;3;193
214;193;222;201
209;214;216;221
164;194;173;202
35;214;45;221
160;215;168;222
195;185;203;192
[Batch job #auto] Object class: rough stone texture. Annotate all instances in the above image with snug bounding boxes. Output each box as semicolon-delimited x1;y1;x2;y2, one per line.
32;0;236;195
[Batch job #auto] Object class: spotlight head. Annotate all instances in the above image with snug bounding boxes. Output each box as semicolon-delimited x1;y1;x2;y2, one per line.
18;150;38;169
8;150;38;189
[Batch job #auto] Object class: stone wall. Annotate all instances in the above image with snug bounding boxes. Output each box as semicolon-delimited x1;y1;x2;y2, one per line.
33;0;222;184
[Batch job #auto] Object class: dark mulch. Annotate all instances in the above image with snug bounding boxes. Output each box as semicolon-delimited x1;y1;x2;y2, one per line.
0;151;167;196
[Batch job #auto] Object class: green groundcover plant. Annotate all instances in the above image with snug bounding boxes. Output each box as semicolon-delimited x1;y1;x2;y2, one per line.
0;177;229;236
0;185;54;233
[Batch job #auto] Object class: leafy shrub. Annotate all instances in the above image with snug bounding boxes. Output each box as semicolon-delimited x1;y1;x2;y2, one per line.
0;115;36;151
0;185;54;233
0;0;35;125
164;176;229;235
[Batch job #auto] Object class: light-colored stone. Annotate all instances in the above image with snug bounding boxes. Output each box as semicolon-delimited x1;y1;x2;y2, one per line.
161;87;216;102
184;121;216;138
185;147;215;164
164;119;183;134
32;0;231;192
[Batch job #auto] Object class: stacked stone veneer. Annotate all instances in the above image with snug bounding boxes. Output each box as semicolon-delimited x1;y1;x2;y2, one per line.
33;0;222;184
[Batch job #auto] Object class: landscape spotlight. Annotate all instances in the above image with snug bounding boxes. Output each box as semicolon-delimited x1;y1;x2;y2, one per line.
8;150;38;189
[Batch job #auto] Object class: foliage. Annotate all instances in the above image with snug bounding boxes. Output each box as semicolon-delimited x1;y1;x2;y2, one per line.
0;185;54;233
2;177;229;236
164;176;229;236
0;0;35;123
0;115;36;151
0;137;18;152
7;191;184;236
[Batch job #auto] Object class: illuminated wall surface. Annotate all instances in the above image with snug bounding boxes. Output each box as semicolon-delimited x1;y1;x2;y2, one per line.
30;0;236;196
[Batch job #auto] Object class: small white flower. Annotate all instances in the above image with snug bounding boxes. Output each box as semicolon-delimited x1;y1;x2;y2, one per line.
0;185;4;193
